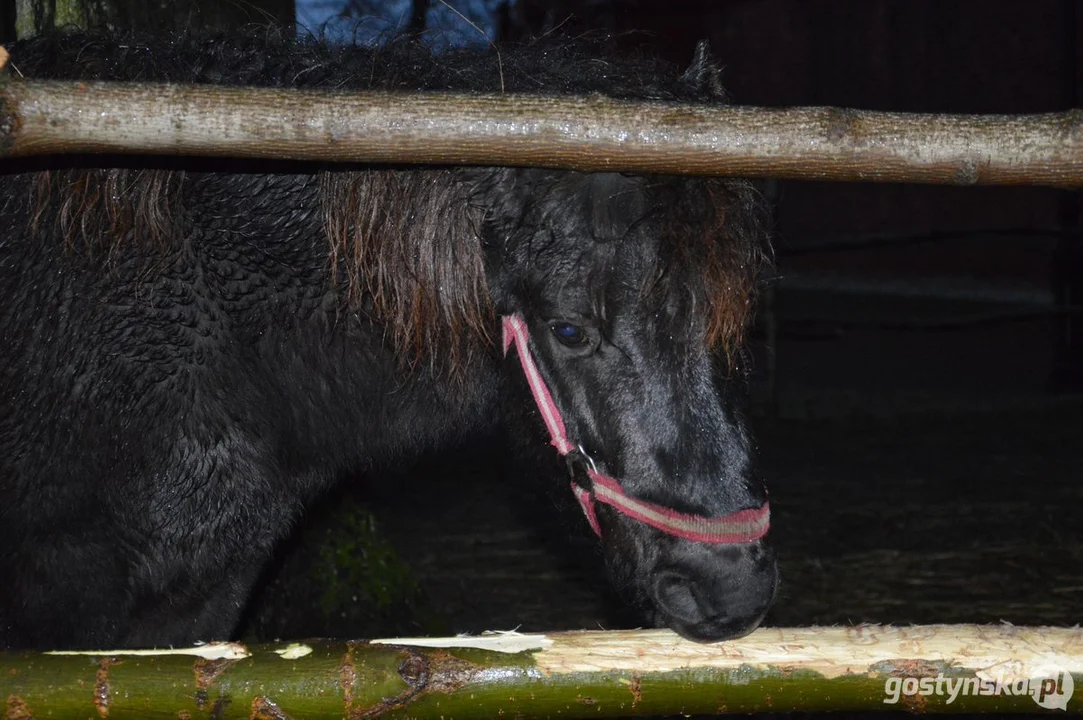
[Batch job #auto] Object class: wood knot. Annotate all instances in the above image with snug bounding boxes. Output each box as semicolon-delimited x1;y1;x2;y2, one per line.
824;108;860;143
6;695;34;720
398;653;428;687
953;158;981;185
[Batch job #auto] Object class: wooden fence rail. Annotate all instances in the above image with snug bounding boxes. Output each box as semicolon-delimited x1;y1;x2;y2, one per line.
1;76;1082;188
3;626;1081;717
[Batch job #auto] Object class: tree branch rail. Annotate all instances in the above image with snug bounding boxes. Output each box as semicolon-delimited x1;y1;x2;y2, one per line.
1;77;1081;187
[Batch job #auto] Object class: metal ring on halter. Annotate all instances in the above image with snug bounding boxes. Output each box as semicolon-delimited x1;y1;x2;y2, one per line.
564;444;598;486
575;444;598;473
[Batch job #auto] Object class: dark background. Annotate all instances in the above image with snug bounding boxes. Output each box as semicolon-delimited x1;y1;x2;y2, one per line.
5;0;1081;691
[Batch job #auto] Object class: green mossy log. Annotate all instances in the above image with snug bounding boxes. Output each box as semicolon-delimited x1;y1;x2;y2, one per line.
3;625;1082;718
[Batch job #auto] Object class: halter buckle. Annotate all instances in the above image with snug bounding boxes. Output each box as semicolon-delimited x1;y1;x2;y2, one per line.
565;444;598;489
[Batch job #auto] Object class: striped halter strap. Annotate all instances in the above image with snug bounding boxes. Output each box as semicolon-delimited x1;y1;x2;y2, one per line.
502;314;769;544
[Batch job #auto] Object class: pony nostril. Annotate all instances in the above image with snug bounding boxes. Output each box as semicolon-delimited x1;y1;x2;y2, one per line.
649;553;778;643
650;567;711;626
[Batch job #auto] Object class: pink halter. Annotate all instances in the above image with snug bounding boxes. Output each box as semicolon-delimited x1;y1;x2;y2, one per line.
502;314;770;544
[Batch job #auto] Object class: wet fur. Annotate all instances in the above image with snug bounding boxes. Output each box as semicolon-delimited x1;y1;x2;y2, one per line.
0;30;771;649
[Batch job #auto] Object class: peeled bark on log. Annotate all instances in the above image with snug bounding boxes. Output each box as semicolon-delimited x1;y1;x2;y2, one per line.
2;625;1082;718
0;75;1082;187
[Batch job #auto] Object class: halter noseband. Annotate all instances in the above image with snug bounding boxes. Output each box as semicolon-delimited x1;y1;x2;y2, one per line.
502;314;770;544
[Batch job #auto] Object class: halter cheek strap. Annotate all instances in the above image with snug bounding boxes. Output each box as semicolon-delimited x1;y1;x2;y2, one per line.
502;314;770;544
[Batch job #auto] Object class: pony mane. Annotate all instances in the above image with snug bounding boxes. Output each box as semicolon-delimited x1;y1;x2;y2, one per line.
30;165;184;258
14;30;769;376
321;168;493;375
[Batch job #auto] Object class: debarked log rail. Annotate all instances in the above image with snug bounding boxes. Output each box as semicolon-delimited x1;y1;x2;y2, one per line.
2;626;1082;717
1;76;1082;188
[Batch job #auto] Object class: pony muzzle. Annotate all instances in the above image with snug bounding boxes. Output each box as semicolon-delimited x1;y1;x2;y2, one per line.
649;539;778;642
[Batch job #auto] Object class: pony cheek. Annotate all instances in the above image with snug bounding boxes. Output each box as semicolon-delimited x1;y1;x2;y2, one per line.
595;510;665;605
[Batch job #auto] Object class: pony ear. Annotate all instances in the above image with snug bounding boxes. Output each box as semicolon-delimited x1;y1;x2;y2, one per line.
679;40;728;101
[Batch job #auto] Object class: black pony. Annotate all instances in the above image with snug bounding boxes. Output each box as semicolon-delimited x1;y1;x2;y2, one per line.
0;30;775;649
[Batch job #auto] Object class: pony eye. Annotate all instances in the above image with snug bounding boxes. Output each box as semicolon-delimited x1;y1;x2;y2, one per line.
550;322;587;347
